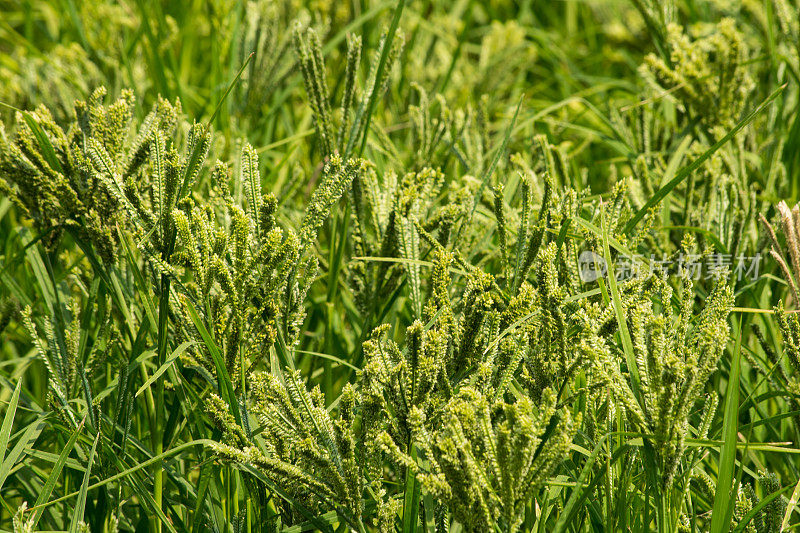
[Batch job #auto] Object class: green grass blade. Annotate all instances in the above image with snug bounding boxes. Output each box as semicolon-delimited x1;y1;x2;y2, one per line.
0;416;44;491
293;349;360;372
190;461;214;533
68;430;100;533
29;439;216;512
600;207;642;403
402;445;420;533
709;328;742;533
623;85;785;234
32;418;85;528
207;51;255;127
781;474;800;531
354;0;406;157
183;300;240;424
0;379;22;467
553;435;612;533
136;341;193;398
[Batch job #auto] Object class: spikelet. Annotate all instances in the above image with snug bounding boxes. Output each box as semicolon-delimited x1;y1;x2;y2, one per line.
241;142;262;237
210;370;367;530
235;1;299;118
343;27;405;157
775;303;800;396
730;472;786;533
0;90;141;262
12;502;34;533
408;84;458;168
171;145;300;386
381;387;578;533
347;162;463;317
20;297;111;431
338;34;362;154
582;268;732;490
398;215;422;318
733;485;758;533
760;201;800;304
640;19;755;127
295;20;404;158
294;25;334;156
493;184;509;276
299;155;364;251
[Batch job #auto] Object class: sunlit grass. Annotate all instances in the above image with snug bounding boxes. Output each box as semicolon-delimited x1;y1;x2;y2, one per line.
1;0;800;532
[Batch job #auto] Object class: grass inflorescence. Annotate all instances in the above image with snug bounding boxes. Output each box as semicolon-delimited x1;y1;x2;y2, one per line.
1;0;800;532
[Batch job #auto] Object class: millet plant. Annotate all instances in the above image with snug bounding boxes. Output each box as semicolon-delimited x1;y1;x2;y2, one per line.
1;0;800;532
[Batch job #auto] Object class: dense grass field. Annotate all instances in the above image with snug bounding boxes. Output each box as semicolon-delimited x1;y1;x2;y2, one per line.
1;0;800;531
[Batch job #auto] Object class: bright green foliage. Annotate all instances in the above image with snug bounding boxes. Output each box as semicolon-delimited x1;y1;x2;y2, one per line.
0;89;150;261
210;371;367;530
581;270;733;487
384;387;577;533
0;85;191;268
3;1;800;532
641;19;755;128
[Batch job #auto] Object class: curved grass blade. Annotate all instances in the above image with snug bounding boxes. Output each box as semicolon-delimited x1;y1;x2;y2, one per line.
0;379;22;467
136;341;193;398
294;349;360;372
68;430;100;533
32;418;85;528
623;85;785;234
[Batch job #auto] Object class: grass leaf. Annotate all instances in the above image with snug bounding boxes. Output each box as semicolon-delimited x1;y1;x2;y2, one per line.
709;327;742;533
68;430;100;533
32;418;85;528
623;85;785;234
136;341;193;398
0;379;22;468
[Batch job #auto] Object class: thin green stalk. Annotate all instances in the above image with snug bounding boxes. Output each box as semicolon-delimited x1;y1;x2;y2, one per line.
402;443;420;533
354;0;406;157
710;327;743;533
